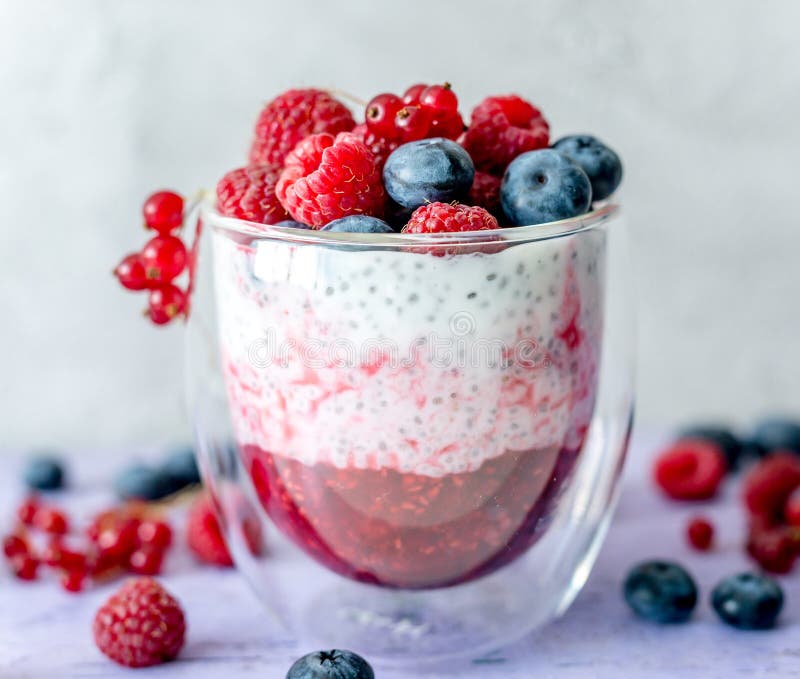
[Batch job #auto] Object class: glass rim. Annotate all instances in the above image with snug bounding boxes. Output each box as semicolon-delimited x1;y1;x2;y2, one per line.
202;200;620;249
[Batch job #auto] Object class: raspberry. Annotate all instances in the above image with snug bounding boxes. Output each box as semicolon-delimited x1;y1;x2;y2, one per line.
276;132;385;228
93;577;185;667
742;452;800;522
403;202;500;234
249;89;355;166
468;171;502;216
216;164;289;225
350;123;400;170
786;488;800;527
653;439;727;501
462;94;549;174
746;523;798;574
686;517;714;551
187;494;233;567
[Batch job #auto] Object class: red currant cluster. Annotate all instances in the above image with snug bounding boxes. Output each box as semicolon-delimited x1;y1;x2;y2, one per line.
113;191;190;325
2;496;173;592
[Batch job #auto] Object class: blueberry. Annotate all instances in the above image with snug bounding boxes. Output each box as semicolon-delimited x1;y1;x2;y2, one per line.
275;220;311;229
321;216;394;234
23;455;65;491
623;560;698;623
678;425;742;470
160;446;201;490
114;465;174;501
383;138;474;209
750;417;800;455
711;572;783;630
501;149;592;226
286;649;374;679
552;135;623;201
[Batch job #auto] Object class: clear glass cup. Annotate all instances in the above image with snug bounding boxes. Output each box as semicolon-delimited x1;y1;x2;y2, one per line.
185;201;634;664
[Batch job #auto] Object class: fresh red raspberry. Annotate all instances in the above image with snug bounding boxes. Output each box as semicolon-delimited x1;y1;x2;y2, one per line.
276;132;385;228
786;488;800;527
461;94;549;174
653;439;727;501
746;522;798;574
403;202;500;234
468;171;502;216
216;164;290;225
93;577;185;668
742;452;800;522
686;516;714;551
249;89;355;166
350;123;400;170
187;494;233;567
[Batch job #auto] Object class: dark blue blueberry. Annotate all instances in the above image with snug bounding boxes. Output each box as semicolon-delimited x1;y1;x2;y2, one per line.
711;572;783;630
383;138;474;209
552;135;623;201
384;199;415;231
623;561;698;623
321;216;394;234
23;455;65;491
678;425;742;470
114;465;174;501
286;649;374;679
750;417;800;455
160;446;201;490
501;149;592;226
275;220;312;229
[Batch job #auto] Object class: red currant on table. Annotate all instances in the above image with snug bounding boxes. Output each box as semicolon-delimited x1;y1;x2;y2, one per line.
114;253;150;291
148;284;187;325
3;533;28;559
12;554;39;580
17;497;39;525
395;106;431;142
137;519;172;550
141;235;187;284
365;93;404;138
61;568;87;593
34;507;70;535
143;191;184;234
402;83;427;106
420;82;458;112
128;546;164;575
686;516;714;551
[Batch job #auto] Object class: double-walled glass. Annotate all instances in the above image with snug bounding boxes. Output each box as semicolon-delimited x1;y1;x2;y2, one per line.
185;202;634;664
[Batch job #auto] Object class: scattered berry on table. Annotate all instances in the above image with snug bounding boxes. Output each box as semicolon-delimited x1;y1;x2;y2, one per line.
677;425;742;471
3;533;29;558
187;493;233;567
741;452;800;523
462;94;549;174
34;506;69;534
321;216;394;234
137;519;173;550
468;171;503;216
501;149;592;226
23;455;65;491
623;560;698;623
113;253;150;291
216;164;290;225
403;202;499;235
365;92;404;138
383;138;474;209
686;516;715;551
11;554;39;581
60;568;87;593
653;438;727;501
93;577;186;668
746;523;798;574
552;135;623;201
711;572;783;630
276;132;385;228
114;465;175;501
785;487;800;527
17;497;39;525
286;649;375;679
160;447;201;490
127;546;165;576
749;417;800;456
249;89;356;166
147;284;188;325
142;191;184;234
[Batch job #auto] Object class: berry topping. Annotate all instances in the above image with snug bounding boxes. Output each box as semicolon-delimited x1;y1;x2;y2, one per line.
418;83;464;140
286;649;375;679
249;89;355;166
462;94;549;174
750;417;800;456
23;455;65;491
142;191;184;234
187;494;233;567
276;132;385;228
350;123;401;171
394;105;432;142
321;215;394;234
93;577;185;667
216;164;290;225
419;83;459;112
741;452;800;522
383;138;475;209
113;253;150;291
623;560;698;623
147;284;187;326
402;83;427;105
365;93;404;138
686;516;714;551
274;219;312;229
141;235;187;284
468;171;502;216
653;439;727;501
403;202;500;234
677;425;742;471
711;572;783;630
552;135;623;201
500;149;592;226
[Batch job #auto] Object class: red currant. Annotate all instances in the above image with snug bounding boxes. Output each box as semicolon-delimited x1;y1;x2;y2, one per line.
17;497;39;525
402;83;427;106
34;507;69;535
148;284;187;325
686;516;714;551
395;106;431;142
60;569;87;593
365;93;404;138
128;546;164;575
12;554;39;580
429;110;465;140
420;83;458;112
141;235;187;284
114;253;150;291
2;533;28;559
96;519;138;561
143;190;184;234
137;520;172;550
786;488;800;527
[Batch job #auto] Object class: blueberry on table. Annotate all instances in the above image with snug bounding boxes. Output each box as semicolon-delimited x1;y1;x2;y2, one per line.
383;138;474;209
286;649;374;679
500;149;592;226
677;424;742;470
749;417;800;455
711;572;783;630
623;560;698;623
160;447;201;490
23;455;65;491
321;216;394;234
552;134;623;201
114;465;174;501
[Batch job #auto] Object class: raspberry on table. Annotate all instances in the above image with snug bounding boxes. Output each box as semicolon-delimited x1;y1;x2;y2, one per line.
403;202;499;234
249;89;355;166
216;164;290;225
462;94;549;174
652;439;727;501
742;452;800;522
746;522;798;574
276;132;386;228
93;577;185;668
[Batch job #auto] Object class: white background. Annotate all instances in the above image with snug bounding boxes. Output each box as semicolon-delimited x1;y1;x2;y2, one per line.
1;0;798;451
